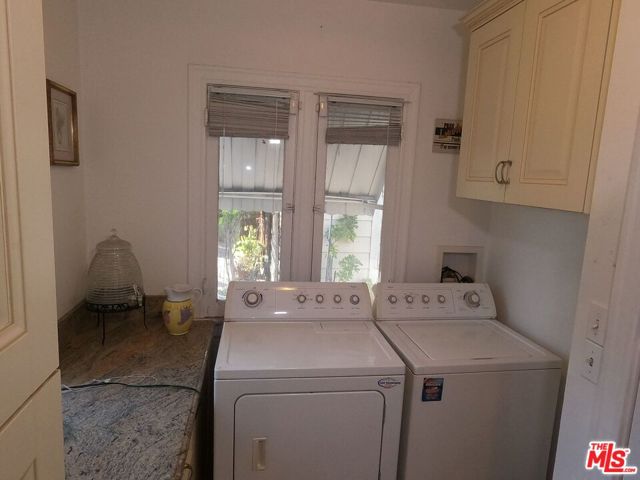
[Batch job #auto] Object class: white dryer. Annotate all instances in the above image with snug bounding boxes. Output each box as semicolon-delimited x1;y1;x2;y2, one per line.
374;283;562;480
214;282;405;480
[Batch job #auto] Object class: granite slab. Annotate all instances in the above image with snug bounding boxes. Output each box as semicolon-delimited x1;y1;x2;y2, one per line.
59;305;220;480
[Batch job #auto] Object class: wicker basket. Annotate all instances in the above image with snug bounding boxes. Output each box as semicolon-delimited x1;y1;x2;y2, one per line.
86;230;144;311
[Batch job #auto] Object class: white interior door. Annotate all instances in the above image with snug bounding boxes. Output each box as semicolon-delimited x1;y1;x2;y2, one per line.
234;391;384;480
0;0;60;424
0;0;63;477
0;372;64;479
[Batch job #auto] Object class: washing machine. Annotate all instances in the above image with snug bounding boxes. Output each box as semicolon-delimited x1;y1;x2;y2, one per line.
214;281;405;480
374;283;562;480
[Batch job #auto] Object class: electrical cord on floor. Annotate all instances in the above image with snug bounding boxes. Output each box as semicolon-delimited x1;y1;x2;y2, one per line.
61;378;199;394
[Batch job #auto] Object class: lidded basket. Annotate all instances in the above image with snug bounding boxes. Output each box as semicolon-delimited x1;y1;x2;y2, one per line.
86;229;144;310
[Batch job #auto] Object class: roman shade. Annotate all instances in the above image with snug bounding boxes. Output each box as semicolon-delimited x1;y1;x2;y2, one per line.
326;97;403;146
207;85;294;139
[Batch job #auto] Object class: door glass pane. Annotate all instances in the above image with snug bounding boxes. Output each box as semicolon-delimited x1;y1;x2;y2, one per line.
218;137;284;299
321;144;386;286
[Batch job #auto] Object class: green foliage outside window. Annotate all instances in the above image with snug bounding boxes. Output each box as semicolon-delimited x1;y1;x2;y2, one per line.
325;215;362;282
335;254;363;282
233;225;266;280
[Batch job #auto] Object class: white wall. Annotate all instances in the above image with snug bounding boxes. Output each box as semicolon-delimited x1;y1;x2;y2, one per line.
42;0;87;318
485;204;588;361
76;0;491;294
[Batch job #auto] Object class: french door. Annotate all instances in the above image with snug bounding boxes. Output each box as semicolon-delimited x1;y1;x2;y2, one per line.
191;70;416;317
312;95;401;285
201;86;298;315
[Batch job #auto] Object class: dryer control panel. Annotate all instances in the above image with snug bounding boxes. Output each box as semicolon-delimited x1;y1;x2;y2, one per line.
225;281;372;321
373;283;496;320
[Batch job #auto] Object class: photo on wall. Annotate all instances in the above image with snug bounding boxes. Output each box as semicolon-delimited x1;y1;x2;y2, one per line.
46;79;79;166
432;118;462;153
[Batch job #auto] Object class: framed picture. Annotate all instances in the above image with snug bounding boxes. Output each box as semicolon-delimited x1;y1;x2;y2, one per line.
432;118;462;153
46;79;79;166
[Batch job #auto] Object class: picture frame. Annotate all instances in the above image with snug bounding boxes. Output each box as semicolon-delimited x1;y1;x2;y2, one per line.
432;118;462;153
46;79;79;166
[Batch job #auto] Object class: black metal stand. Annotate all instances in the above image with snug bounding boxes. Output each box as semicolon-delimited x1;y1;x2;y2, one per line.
87;296;147;345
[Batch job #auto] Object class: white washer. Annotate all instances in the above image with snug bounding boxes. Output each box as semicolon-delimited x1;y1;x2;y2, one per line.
214;282;405;480
374;283;562;480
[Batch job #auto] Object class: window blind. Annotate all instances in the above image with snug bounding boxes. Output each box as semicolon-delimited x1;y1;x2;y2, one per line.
207;85;293;139
326;98;403;146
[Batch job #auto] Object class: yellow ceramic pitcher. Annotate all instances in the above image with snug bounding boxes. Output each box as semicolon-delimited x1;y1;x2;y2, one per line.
162;284;202;335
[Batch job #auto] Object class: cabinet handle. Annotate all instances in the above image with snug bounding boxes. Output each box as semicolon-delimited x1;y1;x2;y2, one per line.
252;437;267;471
494;161;505;184
501;160;513;185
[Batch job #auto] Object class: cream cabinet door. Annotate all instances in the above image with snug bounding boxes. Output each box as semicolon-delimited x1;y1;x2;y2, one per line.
456;2;525;202
0;0;63;477
506;0;613;211
0;372;64;479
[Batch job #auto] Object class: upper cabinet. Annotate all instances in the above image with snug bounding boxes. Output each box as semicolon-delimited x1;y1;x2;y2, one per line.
457;0;617;212
456;2;525;203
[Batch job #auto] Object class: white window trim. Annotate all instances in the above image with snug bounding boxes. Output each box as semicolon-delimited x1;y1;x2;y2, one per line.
187;64;420;317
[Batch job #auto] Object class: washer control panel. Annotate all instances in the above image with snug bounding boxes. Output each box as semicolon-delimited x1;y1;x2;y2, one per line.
373;283;496;320
226;281;372;321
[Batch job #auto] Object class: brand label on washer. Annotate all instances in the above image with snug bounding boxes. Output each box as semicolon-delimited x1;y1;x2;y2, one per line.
378;377;401;389
422;378;444;401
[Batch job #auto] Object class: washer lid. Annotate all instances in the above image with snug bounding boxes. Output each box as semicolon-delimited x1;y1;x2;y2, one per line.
377;319;561;374
215;321;405;379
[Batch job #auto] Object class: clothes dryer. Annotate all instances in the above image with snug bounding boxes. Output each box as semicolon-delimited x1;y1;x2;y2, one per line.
214;282;405;480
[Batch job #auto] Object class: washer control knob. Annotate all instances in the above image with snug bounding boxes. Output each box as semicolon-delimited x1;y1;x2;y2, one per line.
437;294;446;304
333;294;342;304
297;294;307;304
421;295;430;304
405;295;414;304
464;290;481;308
388;295;398;304
315;294;324;304
243;290;262;308
350;294;360;305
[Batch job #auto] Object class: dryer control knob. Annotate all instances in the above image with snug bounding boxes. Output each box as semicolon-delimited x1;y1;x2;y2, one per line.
297;294;307;304
464;290;481;308
388;295;398;304
333;294;342;304
243;290;262;308
350;294;360;305
405;295;414;304
437;294;446;304
316;294;324;304
422;295;430;304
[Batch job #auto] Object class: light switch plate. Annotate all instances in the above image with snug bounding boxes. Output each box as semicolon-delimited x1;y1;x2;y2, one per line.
586;301;608;346
581;339;603;384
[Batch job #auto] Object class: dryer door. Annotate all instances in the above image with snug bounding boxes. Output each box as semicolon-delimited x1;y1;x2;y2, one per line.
234;391;384;479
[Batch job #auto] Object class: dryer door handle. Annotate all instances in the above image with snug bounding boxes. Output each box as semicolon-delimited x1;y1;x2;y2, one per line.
252;437;267;471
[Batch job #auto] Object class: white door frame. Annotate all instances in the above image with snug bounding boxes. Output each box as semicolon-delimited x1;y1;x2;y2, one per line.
589;116;640;445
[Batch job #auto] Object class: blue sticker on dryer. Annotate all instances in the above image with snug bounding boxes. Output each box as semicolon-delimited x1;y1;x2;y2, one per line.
422;378;444;401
